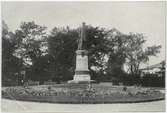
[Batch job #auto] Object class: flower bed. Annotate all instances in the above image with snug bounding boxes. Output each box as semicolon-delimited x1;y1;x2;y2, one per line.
2;85;165;104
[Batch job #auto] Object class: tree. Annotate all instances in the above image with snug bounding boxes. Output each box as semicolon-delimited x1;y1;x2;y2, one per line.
86;25;108;79
104;30;162;84
47;27;78;82
105;28;128;82
2;21;23;86
125;33;161;76
13;21;48;81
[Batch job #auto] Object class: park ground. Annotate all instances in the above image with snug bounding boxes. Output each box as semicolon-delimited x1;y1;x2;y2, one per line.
1;99;165;112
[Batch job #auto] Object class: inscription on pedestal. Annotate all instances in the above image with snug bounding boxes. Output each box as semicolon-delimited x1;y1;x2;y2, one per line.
76;55;88;71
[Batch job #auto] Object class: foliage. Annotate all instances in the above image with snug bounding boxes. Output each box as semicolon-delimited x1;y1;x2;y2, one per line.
105;28;128;81
2;21;23;86
14;21;48;65
141;73;165;87
2;21;163;86
47;27;78;82
125;33;161;75
13;21;49;82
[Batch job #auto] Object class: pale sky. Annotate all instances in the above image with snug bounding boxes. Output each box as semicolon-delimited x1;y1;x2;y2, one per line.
1;1;166;67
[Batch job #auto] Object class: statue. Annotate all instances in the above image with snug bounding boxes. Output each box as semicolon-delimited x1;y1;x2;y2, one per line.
78;22;87;50
68;22;92;84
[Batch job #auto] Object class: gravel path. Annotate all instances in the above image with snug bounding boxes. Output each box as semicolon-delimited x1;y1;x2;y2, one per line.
2;99;165;112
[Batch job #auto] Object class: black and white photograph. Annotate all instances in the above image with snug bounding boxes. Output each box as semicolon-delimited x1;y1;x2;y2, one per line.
1;1;166;112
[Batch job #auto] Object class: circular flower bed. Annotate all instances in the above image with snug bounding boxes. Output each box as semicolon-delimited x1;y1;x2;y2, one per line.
2;85;165;104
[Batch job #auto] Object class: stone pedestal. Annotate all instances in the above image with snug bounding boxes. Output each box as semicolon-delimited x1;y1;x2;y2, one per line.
68;50;92;83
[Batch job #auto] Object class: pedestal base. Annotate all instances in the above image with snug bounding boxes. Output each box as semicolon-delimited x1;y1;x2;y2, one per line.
68;50;93;84
74;74;90;80
68;79;94;84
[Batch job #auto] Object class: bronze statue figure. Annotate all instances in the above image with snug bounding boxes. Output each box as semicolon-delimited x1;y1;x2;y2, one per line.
78;22;87;50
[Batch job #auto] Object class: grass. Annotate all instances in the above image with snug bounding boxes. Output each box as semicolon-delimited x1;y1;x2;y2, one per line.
2;84;165;104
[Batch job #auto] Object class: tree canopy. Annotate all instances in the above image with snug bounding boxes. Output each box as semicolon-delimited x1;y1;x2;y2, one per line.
2;21;163;85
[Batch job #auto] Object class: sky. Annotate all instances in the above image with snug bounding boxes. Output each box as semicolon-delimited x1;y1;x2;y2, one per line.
1;1;166;67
